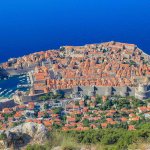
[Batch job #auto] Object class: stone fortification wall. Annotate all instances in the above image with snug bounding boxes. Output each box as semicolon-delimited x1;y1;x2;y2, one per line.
72;86;147;100
6;67;34;76
20;85;150;103
0;99;17;110
73;86;135;97
21;93;45;103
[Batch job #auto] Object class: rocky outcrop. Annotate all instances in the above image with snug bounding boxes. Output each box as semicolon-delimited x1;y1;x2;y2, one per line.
4;122;48;149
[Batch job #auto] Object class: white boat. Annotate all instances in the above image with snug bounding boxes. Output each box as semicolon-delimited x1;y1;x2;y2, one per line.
17;84;30;88
0;89;7;95
19;79;25;82
5;89;13;95
4;91;9;95
9;93;14;97
0;89;5;95
17;85;21;88
19;75;26;78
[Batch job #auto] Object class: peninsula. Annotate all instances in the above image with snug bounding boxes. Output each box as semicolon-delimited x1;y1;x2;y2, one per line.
0;41;150;149
1;41;150;102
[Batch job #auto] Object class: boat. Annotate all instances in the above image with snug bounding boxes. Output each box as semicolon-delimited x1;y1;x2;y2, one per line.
17;84;31;88
19;75;26;78
9;93;14;98
19;79;25;82
5;89;13;95
0;89;7;95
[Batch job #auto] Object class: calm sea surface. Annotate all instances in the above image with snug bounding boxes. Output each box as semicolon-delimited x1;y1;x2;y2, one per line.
0;0;150;63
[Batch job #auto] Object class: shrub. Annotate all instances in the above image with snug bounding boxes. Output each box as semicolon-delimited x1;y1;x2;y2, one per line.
26;144;46;150
62;145;76;150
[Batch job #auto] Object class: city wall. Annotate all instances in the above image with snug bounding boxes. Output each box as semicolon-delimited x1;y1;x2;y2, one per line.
0;99;17;111
20;85;150;103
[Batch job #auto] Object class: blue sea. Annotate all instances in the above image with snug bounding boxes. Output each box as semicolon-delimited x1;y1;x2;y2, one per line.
0;0;150;63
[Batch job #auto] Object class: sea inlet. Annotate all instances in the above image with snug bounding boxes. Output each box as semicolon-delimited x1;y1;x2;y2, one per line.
0;74;30;99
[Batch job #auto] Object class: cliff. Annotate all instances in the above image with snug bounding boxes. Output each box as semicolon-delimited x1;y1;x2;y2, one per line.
2;122;48;149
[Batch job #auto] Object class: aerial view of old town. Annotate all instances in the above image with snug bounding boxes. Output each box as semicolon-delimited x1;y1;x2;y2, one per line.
1;0;150;149
0;41;150;149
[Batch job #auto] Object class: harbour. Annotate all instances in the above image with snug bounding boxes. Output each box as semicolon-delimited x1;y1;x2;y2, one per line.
0;73;31;99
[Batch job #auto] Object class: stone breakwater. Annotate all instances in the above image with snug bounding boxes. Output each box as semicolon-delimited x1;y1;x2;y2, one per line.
5;66;35;76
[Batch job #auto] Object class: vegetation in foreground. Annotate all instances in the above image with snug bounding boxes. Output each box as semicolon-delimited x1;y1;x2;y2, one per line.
26;123;150;150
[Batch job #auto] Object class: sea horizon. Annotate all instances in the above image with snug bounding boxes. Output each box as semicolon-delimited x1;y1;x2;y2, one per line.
0;0;150;62
1;40;150;64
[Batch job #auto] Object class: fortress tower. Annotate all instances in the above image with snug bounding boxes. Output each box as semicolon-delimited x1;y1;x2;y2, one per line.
135;84;150;100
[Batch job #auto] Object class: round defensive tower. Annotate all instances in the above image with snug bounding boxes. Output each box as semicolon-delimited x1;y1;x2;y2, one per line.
138;84;148;93
135;84;148;100
120;86;128;97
